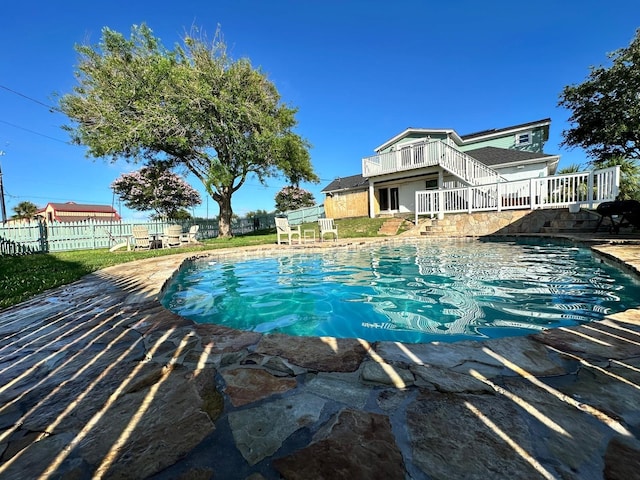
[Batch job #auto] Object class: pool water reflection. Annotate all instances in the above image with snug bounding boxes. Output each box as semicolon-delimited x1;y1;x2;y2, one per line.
161;239;640;343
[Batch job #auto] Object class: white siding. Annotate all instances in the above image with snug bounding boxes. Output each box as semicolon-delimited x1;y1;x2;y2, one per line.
496;162;548;182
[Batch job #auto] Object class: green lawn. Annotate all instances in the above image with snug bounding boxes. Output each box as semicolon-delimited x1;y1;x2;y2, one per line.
0;217;390;310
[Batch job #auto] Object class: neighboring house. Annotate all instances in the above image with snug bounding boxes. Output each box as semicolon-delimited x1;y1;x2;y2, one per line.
37;202;121;223
323;119;563;218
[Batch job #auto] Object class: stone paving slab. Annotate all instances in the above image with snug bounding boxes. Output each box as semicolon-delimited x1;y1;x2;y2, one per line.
0;237;639;479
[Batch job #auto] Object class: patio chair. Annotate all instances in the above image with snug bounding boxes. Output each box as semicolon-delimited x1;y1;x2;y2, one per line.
275;217;301;245
162;225;183;248
132;226;151;250
180;225;200;245
106;228;132;252
318;218;338;242
595;200;640;233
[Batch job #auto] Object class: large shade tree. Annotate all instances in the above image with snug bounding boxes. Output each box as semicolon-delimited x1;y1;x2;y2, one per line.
59;24;317;237
558;28;640;199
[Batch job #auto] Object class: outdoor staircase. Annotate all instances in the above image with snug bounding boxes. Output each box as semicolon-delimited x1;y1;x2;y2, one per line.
418;217;460;237
362;139;504;187
378;217;406;236
437;141;503;186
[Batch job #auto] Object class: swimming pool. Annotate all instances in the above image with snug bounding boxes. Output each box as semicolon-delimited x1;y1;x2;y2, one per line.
161;239;640;343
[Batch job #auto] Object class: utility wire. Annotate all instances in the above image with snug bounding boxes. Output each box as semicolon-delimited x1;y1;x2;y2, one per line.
0;119;69;144
0;84;61;112
0;85;337;183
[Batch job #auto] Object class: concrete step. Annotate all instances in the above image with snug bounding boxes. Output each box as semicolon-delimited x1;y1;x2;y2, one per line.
377;218;405;236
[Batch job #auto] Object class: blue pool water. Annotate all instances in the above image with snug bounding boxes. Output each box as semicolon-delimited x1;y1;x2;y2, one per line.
161;239;640;343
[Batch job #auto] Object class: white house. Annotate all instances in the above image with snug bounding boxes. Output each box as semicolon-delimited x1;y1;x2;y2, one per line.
323;119;617;220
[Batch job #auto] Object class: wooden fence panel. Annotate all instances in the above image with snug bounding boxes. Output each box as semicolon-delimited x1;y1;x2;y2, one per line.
0;215;280;254
0;236;41;256
325;192;368;219
284;205;325;225
0;222;43;253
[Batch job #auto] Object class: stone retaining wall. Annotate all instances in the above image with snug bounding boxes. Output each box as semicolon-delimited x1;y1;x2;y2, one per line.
411;208;600;237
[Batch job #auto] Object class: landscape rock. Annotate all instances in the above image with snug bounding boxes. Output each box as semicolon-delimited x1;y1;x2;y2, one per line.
75;364;217;479
255;334;370;372
273;409;405;480
405;389;544;479
227;392;326;465
533;317;640;362
220;367;298;407
411;364;494;393
304;372;371;408
604;435;640;480
360;360;415;387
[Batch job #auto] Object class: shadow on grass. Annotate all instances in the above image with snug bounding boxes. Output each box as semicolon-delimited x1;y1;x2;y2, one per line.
0;232;277;310
0;217;390;310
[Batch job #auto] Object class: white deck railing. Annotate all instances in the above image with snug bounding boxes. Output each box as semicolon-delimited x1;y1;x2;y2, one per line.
362;139;502;186
414;166;620;224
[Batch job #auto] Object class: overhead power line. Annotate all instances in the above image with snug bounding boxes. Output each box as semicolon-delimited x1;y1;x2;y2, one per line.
0;84;61;112
0;119;69;144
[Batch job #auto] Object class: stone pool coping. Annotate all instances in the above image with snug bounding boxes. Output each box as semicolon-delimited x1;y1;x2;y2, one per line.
1;235;640;479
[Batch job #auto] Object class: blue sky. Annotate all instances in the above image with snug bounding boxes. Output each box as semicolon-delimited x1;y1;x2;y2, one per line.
1;1;639;220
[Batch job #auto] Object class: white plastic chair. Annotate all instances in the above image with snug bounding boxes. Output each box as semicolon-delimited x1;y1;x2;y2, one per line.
275;217;301;245
132;226;151;250
162;225;183;248
180;225;199;244
318;218;338;242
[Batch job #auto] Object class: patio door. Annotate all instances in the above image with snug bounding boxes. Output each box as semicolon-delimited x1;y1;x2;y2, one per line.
379;187;399;211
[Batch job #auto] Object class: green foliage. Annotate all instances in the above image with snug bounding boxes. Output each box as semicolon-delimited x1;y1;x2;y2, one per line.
559;28;640;162
274;185;315;212
12;201;39;220
245;209;269;218
556;164;581;175
171;209;193;220
60;23;317;238
597;156;640;200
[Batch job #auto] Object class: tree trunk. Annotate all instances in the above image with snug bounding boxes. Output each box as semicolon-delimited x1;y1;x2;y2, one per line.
216;191;233;238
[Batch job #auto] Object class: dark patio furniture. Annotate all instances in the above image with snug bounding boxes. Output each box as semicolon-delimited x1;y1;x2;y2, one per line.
594;200;640;233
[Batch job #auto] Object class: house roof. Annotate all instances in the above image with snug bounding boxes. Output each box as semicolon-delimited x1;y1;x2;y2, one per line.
374;118;551;153
467;146;557;167
321;174;369;193
460;118;551;141
55;202;115;213
468;146;560;174
37;202;122;221
40;202;118;214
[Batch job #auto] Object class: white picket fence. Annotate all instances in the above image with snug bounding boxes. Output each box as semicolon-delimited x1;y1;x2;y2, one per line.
0;207;325;254
0;216;276;254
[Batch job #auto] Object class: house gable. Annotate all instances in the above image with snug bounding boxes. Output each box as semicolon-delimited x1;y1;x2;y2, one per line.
374;118;551;155
375;130;455;154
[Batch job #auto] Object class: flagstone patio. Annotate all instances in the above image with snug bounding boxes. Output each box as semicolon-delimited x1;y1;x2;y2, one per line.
1;236;640;479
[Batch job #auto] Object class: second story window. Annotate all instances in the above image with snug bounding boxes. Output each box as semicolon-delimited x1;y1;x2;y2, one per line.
516;131;532;146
